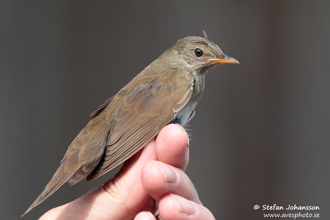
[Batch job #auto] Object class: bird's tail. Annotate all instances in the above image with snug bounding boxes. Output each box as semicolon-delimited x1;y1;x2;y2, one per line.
21;162;76;217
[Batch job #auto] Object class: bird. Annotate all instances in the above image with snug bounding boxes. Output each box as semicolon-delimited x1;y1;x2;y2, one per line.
22;33;239;216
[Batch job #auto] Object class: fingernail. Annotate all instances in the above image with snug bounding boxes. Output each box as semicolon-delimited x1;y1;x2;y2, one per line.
151;161;177;183
170;194;196;215
175;123;189;146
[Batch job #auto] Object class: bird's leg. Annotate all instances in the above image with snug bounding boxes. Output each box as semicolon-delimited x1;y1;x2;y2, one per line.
154;200;162;220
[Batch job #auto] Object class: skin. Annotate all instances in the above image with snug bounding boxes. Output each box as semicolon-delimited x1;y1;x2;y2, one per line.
39;124;215;220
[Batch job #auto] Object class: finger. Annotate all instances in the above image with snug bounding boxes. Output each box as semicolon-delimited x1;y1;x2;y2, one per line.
142;161;200;204
155;124;189;170
159;194;215;220
134;211;156;220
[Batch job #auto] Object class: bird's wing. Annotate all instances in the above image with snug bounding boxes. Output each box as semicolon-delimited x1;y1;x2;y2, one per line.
90;95;114;118
87;69;193;180
22;69;193;216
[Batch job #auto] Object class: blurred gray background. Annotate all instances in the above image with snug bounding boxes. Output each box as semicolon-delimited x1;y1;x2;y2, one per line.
1;1;329;219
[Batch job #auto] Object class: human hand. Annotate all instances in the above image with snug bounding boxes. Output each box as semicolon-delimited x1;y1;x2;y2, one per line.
40;124;215;220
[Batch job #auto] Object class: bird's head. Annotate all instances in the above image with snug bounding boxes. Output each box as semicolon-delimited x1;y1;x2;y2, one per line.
169;35;239;73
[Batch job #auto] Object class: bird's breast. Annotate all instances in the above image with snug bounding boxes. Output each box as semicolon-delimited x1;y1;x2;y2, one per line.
171;71;205;125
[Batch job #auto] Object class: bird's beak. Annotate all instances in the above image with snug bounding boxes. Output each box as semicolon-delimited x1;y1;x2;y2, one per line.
206;54;239;64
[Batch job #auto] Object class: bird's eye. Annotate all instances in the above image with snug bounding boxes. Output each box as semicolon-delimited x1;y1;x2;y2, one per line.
194;48;203;57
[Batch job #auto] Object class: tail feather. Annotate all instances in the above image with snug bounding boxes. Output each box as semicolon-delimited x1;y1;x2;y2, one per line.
21;163;77;217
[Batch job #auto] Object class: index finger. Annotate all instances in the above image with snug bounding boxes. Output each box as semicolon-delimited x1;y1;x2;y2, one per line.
155;124;189;170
